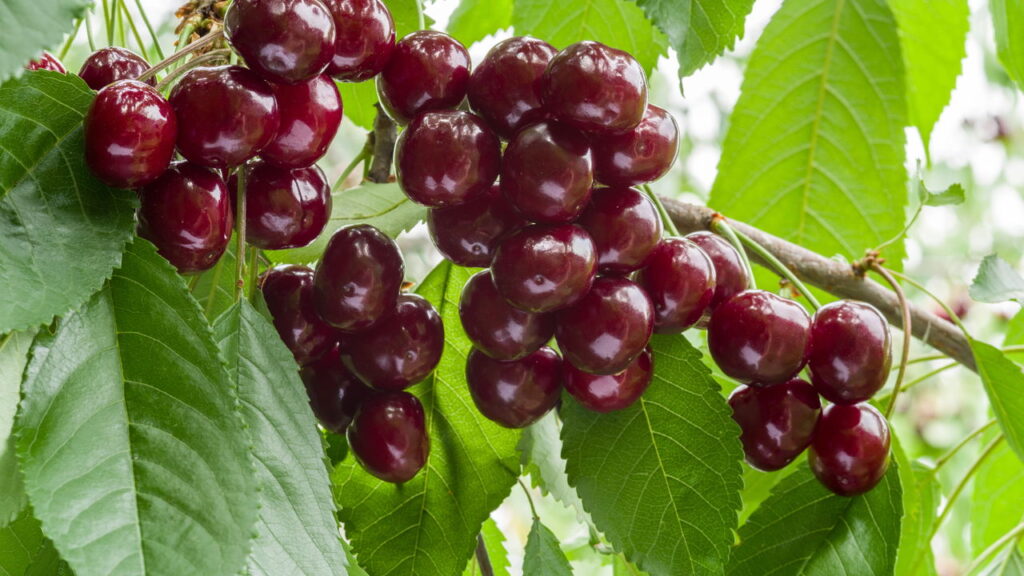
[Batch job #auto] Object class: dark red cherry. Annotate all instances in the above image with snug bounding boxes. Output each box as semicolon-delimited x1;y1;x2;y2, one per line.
460;271;554;361
261;74;343;169
501;121;593;223
809;403;891;496
138;162;233;273
807;301;892;405
685;231;749;310
300;342;374;433
377;31;470;124
491;224;597;313
729;379;822;471
467;36;557;140
564;348;652;412
592;104;678;186
84;80;177;189
396;110;501;207
342;294;443;391
577;186;662;275
635;238;716;333
466;346;562;428
555;276;653;375
224;0;336;84
347;391;428;483
542;41;647;135
313;224;404;332
78;47;153;90
427;184;526;267
231;161;331;250
323;0;396;82
169;65;280;169
707;290;811;385
26;52;66;72
260;265;336;365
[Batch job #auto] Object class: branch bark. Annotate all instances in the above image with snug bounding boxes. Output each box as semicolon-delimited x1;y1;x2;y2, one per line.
367;104;397;184
662;198;977;373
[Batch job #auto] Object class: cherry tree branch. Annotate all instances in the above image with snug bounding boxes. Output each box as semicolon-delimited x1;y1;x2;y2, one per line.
367;104;398;184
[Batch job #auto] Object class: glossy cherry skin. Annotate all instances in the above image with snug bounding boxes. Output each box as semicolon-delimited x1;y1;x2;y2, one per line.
313;224;404;332
231;161;331;250
84;80;177;189
342;294;444;391
466;346;562;428
707;290;811;386
300;342;374;433
564;347;652;412
427;184;526;267
347;391;428;483
396;110;501;207
323;0;396;82
260;265;337;365
460;271;555;361
635;238;716;333
169;66;280;168
542;41;647;135
809;403;891;496
577;186;662;275
26;52;66;72
555;276;654;375
377;31;470;124
467;36;557;140
138;162;233;273
78;47;153;90
491;224;597;313
807;301;892;405
729;379;822;471
685;231;749;310
501;121;593;223
261;74;343;169
592;104;678;186
224;0;336;84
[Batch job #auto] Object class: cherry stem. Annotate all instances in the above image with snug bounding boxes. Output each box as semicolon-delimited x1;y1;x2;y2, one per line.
234;167;248;301
717;219;821;309
60;19;84;59
908;346;1024;366
517;477;539;520
154;49;231;92
886;268;971;338
642;185;680;237
247;247;260;300
132;0;165;60
334;141;373;191
932;418;998;473
875;362;957;406
927;434;1004;545
709;216;757;291
474;534;495;576
964;521;1024;575
85;9;96;52
870;265;910;419
137;29;225;84
118;0;149;62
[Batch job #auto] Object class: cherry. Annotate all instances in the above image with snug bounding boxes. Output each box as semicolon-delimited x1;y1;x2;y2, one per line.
78;47;153;90
501;121;593;223
396;110;501;207
459;271;555;361
577;186;662;275
466;346;562;428
26;52;66;73
224;0;336;84
426;184;526;268
230;161;331;250
323;0;395;82
467;36;557;140
261;74;343;169
635;238;716;333
707;290;811;385
728;379;822;471
84;80;177;189
809;403;891;496
564;348;652;412
591;104;678;186
542;41;647;135
807;301;892;405
342;294;444;391
555;276;653;375
137;162;233;273
169;65;280;169
490;224;597;313
685;231;749;310
300;343;374;433
347;391;428;483
313;224;404;332
377;31;470;124
260;265;336;365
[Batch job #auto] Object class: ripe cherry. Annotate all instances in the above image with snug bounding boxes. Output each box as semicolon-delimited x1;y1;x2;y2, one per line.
491;224;597;313
466;346;562;428
231;161;331;250
261;74;343;169
809;403;891;496
427;184;526;268
224;0;336;84
377;31;470;124
348;391;429;483
467;36;557;140
577;186;662;275
460;271;555;361
501;121;593;223
807;301;892;405
78;47;153;90
300;343;374;434
323;0;396;82
260;265;336;365
396;110;501;207
26;52;66;73
685;231;749;310
635;238;716;333
592;104;679;186
84;80;177;189
564;348;652;412
728;379;822;471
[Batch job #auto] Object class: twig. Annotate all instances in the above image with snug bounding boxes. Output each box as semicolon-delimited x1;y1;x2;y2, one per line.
475;534;495;576
367;104;397;184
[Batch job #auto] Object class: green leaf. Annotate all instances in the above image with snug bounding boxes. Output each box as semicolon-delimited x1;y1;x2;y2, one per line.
972;340;1024;464
636;0;756;77
519;413;588;522
191;240;240;321
14;239;258;576
1006;309;1024;347
463;518;511;576
523;519;573;576
338;79;379;131
0;72;138;332
972;432;1024;555
0;507;47;575
970;255;1024;304
0;0;90;81
447;0;513;46
893;440;939;576
992;0;1024;90
23;536;71;576
727;461;903;576
332;261;521;576
709;0;909;268
213;300;348;576
384;0;425;38
919;181;965;207
0;330;34;526
560;333;743;576
737;458;803;527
